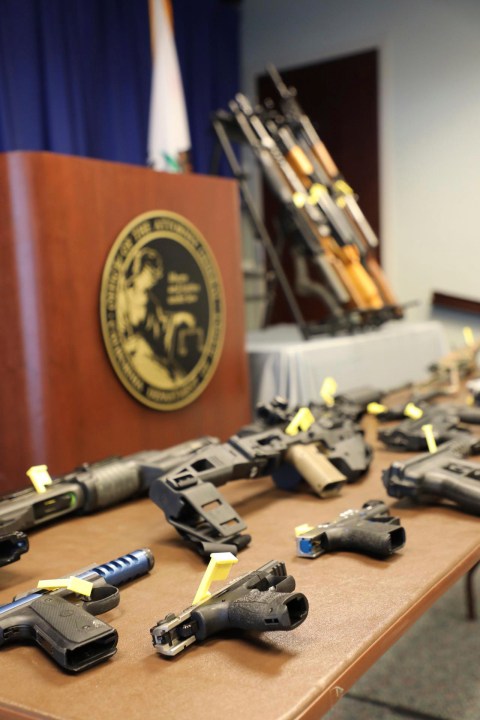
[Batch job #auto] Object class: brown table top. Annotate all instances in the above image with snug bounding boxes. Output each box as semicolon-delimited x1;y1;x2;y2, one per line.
0;416;479;720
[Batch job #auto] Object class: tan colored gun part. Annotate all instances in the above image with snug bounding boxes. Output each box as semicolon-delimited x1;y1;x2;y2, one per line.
364;255;401;310
320;238;384;310
311;141;339;179
285;444;346;498
285;144;386;310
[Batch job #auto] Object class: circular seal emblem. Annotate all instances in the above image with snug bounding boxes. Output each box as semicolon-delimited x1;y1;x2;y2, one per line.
100;211;225;411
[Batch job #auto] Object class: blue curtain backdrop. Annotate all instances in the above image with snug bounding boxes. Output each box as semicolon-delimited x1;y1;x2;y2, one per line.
0;0;239;174
173;0;240;174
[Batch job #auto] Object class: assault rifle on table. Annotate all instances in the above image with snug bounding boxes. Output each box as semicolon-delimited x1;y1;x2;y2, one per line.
382;438;480;515
378;404;480;452
148;402;373;559
295;500;406;559
0;548;154;671
150;559;308;657
266;64;402;317
0;437;217;567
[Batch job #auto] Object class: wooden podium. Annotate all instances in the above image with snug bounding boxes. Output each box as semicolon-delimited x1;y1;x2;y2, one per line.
0;152;250;493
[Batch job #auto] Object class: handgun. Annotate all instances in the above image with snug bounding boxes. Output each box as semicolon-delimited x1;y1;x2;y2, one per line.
0;548;154;671
150;560;308;657
382;438;480;514
296;500;406;559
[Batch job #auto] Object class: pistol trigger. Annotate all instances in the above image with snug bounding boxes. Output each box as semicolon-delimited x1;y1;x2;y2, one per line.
83;583;120;615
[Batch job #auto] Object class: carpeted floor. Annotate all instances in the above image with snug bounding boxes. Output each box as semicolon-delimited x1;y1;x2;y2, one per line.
323;567;480;720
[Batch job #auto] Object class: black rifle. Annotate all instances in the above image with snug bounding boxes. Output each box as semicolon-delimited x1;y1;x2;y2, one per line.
245;397;373;483
378;405;480;452
0;437;217;567
382;438;480;515
296;500;406;559
255;385;384;425
0;548;154;671
148;406;372;559
150;560;308;657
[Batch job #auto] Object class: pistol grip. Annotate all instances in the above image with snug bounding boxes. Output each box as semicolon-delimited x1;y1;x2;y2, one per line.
30;594;118;672
285;444;346;497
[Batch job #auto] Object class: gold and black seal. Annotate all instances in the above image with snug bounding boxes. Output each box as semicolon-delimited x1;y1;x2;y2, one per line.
100;211;225;411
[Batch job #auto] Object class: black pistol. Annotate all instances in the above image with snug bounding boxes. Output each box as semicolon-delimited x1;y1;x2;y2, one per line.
150;559;308;657
0;548;154;671
295;500;406;559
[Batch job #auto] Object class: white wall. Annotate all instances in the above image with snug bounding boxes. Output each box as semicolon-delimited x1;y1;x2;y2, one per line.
241;0;480;344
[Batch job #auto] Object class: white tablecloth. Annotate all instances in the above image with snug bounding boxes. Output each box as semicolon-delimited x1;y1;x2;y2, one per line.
246;321;449;408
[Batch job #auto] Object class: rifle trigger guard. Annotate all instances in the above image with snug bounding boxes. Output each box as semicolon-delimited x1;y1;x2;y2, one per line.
82;583;120;615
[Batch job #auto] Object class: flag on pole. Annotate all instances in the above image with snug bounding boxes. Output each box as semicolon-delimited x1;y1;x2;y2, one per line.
147;0;191;172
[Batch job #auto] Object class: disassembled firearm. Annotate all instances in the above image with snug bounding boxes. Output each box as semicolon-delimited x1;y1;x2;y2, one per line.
258;397;374;483
148;401;372;558
150;558;308;657
382;438;480;515
0;437;216;567
0;548;154;671
295;500;406;559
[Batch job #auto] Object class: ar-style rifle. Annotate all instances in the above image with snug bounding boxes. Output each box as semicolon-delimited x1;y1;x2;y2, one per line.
266;64;402;314
232;93;390;319
229;94;351;321
265;116;385;313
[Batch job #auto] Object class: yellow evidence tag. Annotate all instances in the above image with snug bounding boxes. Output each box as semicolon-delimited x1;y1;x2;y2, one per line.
320;377;337;408
26;465;53;494
367;402;388;415
421;424;438;453
463;326;475;348
404;402;423;420
192;552;238;606
37;577;94;597
285;407;315;436
295;523;314;537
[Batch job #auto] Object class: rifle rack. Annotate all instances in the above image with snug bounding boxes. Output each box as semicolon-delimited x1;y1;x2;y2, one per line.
210;110;399;340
